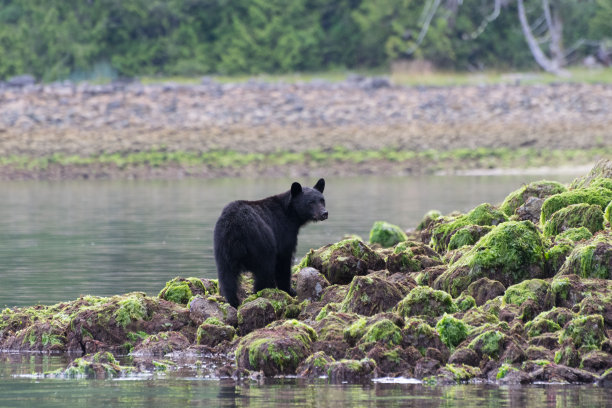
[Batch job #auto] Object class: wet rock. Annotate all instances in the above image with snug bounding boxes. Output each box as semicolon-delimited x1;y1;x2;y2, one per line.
297;351;335;378
500;180;567;218
340;274;404;316
434;221;546;297
543;203;604;237
414;357;440;379
326;358;377;383
570;159;612;189
447;225;493;251
435;314;469;350
435;363;481;384
295;267;330;301
529;332;561;350
237;297;277;335
131;331;190;356
448;347;480;367
467;278;506;306
298;238;385;284
366;345;416;376
384;242;425;273
369;221;407;248
51;352;131;379
468;330;505;360
514;197;545;224
580;350;612;374
235;319;316;376
7;74;36;88
189;295;238;327
528;363;599;383
196;318;236;347
400;318;448;359
320;284;349;304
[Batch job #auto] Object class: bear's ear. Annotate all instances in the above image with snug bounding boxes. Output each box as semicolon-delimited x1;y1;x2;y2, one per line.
314;178;325;193
291;182;303;197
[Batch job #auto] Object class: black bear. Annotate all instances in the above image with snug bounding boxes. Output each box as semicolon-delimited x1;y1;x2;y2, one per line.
214;179;328;308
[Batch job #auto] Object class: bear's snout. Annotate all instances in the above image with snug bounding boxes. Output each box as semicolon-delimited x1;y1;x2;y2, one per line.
318;210;328;221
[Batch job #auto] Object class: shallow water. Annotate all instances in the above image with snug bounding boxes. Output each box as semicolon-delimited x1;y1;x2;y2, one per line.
0;174;580;308
0;354;610;408
1;172;610;407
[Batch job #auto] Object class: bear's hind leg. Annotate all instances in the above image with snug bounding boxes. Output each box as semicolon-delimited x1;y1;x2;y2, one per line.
275;255;296;297
217;262;241;308
251;258;277;294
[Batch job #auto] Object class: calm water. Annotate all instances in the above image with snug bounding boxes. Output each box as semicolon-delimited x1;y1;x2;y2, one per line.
0;174;581;308
1;173;610;407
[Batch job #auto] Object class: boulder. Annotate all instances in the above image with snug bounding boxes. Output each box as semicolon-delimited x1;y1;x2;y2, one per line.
295;267;330;301
340;275;404;316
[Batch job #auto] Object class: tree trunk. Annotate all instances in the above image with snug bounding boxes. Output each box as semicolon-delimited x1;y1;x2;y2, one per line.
517;0;563;74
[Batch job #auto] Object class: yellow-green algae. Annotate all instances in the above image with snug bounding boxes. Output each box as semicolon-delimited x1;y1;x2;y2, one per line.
368;221;408;248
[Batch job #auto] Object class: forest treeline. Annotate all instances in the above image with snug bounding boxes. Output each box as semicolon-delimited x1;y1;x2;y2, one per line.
0;0;610;81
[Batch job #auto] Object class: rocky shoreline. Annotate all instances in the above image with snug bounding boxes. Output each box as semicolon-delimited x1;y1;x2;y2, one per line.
1;160;611;385
1;77;611;180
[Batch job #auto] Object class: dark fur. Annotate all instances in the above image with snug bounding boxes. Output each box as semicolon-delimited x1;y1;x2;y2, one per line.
214;179;328;308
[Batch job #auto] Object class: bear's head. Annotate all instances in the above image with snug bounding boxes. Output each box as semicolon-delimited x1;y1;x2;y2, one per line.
290;178;328;224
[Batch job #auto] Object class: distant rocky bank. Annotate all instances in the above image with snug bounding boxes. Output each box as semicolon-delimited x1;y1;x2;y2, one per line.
0;77;611;179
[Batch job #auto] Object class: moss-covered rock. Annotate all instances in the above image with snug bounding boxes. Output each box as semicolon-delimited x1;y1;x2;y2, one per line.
235;319;317;376
313;311;361;342
197;318;236;347
52;352;132;379
559;314;606;351
237;297;278;335
503;279;554;320
340;275;404;316
435;314;469;350
466;278;506;306
295;267;330;301
417;210;443;231
557;233;612;279
500;180;567;217
400;318;448;357
605;201;612;226
543;203;604;237
131;331;190;356
454;294;476;312
189;295;237;327
359;318;403;347
429;203;508;253
326;358;377;383
434;221;546;297
384;242;424;273
395;286;457;320
468;330;505;359
369;221;408;248
435;363;481;384
570;159;612;189
540;187;612;224
297;351;336;378
580;350;612;375
158;277;213;305
447;225;493;251
297;238;385;284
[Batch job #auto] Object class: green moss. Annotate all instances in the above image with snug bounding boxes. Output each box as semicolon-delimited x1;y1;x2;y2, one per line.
559;314;605;351
503;279;551;307
551;277;571;301
454;294;476;312
524;318;562;338
416;210;442;231
437;221;546;297
114;294;148;327
469;330;504;358
315;303;340;321
448;225;493;250
361;319;402;346
369;221;408;248
500;180;567;217
558;234;612;279
343;317;368;345
395;286;458;319
605;201;612;225
543;203;604;237
158;278;193;305
556;227;593;242
496;363;519;380
243;288;295;316
430;203;508;253
540;187;612;223
436;314;469;350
